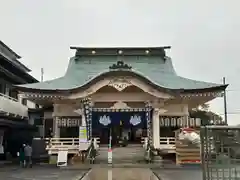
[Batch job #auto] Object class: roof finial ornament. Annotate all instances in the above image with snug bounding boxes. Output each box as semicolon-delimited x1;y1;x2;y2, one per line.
109;61;132;70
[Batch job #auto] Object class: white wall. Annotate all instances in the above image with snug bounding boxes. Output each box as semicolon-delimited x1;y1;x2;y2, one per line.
0;93;28;117
160;104;188;116
26;100;36;109
53;104;80;117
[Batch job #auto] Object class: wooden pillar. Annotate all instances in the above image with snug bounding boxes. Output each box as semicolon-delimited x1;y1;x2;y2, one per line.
52;104;59;138
183;104;189;127
79;111;88;142
152;108;160;149
53;117;60;138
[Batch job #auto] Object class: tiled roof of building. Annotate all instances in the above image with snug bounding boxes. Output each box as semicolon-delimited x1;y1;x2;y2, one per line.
16;47;226;91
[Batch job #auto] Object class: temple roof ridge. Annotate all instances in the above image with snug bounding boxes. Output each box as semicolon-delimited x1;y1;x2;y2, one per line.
70;46;171;50
71;46;170;57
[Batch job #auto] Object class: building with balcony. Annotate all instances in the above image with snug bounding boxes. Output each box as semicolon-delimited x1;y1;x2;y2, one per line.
0;40;38;159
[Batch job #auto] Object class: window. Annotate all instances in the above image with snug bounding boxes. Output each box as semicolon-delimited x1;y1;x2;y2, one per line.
0;83;5;94
5;84;10;96
9;90;18;99
35;104;40;109
22;99;27;105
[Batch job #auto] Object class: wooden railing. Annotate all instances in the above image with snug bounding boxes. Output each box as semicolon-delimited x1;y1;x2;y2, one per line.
46;137;176;154
45;137;100;154
159;137;176;152
141;137;176;152
160;137;176;145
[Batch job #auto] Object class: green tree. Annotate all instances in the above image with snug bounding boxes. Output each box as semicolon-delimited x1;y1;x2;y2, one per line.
189;103;225;125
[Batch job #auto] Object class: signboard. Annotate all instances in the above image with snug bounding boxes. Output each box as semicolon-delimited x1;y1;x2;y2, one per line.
57;150;68;167
79;126;88;143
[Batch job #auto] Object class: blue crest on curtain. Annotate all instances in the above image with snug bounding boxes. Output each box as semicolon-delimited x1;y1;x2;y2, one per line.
92;111;146;129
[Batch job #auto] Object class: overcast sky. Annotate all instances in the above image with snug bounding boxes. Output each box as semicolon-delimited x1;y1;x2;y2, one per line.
0;0;239;124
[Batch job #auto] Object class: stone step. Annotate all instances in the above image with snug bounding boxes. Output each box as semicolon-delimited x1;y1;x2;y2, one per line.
96;146;145;162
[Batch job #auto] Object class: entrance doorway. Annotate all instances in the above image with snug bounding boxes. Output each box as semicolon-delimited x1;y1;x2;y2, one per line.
60;127;79;138
92;110;147;145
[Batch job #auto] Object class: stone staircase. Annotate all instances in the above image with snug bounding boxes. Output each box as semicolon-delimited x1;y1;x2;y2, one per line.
113;144;145;164
95;144;145;164
95;144;166;167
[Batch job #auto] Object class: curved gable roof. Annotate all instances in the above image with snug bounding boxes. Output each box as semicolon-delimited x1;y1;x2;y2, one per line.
16;54;226;92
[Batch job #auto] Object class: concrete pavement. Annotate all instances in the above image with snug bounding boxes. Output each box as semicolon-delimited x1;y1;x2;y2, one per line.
152;168;202;180
0;166;162;180
0;166;88;180
83;167;159;180
0;164;203;180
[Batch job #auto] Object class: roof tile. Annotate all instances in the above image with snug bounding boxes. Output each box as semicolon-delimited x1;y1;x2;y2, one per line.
17;56;223;90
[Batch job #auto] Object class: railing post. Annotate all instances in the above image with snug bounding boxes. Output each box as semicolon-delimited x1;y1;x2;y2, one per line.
144;137;148;148
50;138;52;148
93;138;96;148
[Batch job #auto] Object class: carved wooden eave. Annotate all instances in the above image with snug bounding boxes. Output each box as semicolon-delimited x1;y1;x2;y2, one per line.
180;91;224;98
20;92;65;100
92;101;145;112
67;76;174;100
92;107;146;112
73;108;84;115
109;60;132;71
108;78;132;91
110;101;131;109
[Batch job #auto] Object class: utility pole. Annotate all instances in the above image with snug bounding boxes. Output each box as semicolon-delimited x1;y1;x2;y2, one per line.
41;68;45;138
223;77;228;125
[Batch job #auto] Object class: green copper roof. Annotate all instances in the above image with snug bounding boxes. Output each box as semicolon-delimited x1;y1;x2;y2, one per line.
17;54;224;91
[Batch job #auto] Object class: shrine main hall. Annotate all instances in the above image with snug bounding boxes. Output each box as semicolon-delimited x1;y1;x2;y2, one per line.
15;47;226;149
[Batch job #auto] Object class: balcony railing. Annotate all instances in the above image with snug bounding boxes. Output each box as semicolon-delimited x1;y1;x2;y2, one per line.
0;93;28;117
141;137;176;153
159;137;176;153
45;138;100;155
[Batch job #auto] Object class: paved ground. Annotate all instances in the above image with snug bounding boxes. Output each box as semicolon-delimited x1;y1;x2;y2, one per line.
0;165;203;180
152;168;202;180
81;167;203;180
86;167;155;180
0;166;88;180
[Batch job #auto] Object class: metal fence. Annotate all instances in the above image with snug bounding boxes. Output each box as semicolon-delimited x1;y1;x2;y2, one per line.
201;126;240;180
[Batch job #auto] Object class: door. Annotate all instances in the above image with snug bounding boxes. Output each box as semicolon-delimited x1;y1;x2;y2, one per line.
99;127;110;144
